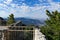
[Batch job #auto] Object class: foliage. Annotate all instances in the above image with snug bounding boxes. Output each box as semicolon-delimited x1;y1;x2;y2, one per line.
7;14;15;25
40;10;60;40
0;17;6;26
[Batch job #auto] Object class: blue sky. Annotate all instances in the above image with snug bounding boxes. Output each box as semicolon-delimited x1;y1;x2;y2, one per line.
0;0;60;20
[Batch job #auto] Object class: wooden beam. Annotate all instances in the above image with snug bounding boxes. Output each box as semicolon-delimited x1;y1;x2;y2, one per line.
8;30;35;31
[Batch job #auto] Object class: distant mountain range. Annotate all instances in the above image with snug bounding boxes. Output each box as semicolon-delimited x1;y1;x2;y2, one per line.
15;17;45;26
5;17;45;26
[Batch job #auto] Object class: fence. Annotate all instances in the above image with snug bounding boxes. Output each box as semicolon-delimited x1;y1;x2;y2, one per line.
3;26;35;40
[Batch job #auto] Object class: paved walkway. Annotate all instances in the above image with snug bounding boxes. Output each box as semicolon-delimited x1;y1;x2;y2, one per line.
34;28;46;40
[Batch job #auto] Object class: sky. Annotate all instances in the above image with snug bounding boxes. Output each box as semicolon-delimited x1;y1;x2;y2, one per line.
0;0;60;20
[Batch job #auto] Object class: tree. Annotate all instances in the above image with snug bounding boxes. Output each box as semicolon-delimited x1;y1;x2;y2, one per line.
7;14;15;25
40;10;60;40
0;17;6;26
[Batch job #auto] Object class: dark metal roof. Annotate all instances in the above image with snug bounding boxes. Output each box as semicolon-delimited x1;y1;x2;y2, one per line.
10;21;26;26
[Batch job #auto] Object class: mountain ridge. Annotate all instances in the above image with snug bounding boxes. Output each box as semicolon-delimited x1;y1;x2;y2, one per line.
4;17;45;26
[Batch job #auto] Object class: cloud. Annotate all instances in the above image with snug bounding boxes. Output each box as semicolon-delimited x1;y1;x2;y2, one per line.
0;0;60;20
0;10;9;17
3;0;12;4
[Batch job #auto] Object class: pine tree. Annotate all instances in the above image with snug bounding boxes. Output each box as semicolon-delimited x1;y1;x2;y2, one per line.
7;14;15;25
41;10;60;40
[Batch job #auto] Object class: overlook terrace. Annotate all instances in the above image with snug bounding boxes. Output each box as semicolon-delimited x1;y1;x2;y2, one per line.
0;26;46;40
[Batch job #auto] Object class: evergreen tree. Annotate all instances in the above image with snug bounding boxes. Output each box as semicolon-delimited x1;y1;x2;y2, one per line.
40;10;60;40
7;14;15;25
0;17;6;26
